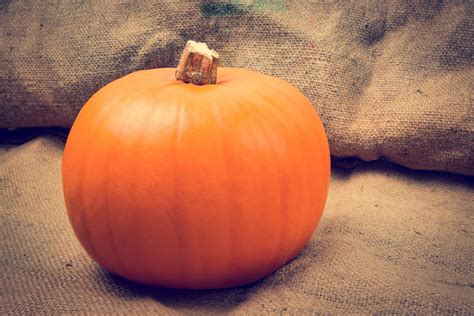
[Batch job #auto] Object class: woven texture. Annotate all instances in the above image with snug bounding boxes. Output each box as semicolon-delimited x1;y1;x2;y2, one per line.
1;136;473;314
1;1;473;175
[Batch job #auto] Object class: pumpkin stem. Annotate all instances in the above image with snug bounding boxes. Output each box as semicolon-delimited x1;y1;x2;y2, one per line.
175;40;219;85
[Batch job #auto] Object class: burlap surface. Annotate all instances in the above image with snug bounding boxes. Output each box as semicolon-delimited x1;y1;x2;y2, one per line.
1;1;473;175
1;135;472;314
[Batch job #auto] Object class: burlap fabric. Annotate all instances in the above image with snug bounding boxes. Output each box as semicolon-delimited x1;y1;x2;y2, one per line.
1;136;473;314
1;1;473;175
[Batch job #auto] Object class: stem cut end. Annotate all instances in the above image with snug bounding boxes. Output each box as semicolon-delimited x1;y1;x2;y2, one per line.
175;40;219;85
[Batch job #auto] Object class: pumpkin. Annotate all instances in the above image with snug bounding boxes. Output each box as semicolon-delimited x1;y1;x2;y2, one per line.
62;40;330;289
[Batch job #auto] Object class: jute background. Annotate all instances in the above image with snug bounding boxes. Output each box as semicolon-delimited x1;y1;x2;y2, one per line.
1;1;473;314
1;1;473;175
1;136;473;314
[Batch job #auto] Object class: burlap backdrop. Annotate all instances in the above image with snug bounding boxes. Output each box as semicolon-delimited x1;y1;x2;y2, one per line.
1;1;473;175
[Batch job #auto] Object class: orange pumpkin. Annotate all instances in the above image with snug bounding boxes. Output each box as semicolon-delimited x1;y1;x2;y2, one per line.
62;40;330;289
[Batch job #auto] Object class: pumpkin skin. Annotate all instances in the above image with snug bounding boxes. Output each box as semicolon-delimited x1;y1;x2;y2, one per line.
62;67;330;289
